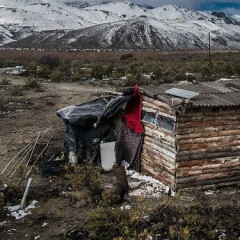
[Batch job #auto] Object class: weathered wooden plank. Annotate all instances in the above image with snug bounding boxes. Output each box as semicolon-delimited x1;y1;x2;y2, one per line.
142;106;176;121
141;166;175;189
142;149;176;168
176;129;240;140
143;125;176;141
177;135;240;145
144;136;177;154
176;124;240;135
177;119;240;128
143;96;174;111
176;180;240;191
179;108;240;118
176;165;240;178
142;145;175;168
141;152;175;174
142;102;175;116
176;176;240;190
141;163;175;181
177;139;240;151
177;145;240;158
144;131;176;147
143;121;176;134
141;155;175;176
178;114;240;122
175;170;240;184
144;125;176;142
177;152;240;161
145;133;175;148
143;142;176;160
142;145;176;166
176;156;240;167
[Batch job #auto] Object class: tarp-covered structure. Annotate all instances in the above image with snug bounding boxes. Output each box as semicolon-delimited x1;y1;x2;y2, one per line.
57;85;144;171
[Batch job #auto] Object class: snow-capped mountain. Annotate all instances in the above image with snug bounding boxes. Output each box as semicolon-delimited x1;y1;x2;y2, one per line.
1;0;240;50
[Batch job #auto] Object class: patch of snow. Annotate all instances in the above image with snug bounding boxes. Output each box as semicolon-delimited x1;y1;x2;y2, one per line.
127;170;175;197
128;170;163;185
0;221;9;226
7;200;38;220
67;38;77;43
204;190;215;195
218;231;227;240
120;204;131;210
217;78;233;82
5;66;25;75
233;14;240;21
7;229;16;234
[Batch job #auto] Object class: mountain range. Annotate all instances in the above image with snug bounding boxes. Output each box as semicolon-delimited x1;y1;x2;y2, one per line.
1;0;240;50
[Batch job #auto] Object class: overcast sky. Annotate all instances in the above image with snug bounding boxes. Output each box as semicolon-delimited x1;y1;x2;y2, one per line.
62;0;240;17
140;0;240;17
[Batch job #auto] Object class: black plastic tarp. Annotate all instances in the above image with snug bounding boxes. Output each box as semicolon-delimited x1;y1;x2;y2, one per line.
57;95;132;126
57;86;144;169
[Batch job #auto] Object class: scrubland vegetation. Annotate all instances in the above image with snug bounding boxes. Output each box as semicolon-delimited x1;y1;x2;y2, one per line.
1;163;239;240
1;49;240;85
0;49;240;239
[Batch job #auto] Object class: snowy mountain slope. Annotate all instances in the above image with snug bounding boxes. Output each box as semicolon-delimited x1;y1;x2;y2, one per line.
0;0;95;30
1;0;240;50
8;16;240;50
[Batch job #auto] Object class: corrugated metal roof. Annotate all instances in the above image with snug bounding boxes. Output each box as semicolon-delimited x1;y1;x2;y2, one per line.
199;82;233;93
140;79;240;108
165;88;199;99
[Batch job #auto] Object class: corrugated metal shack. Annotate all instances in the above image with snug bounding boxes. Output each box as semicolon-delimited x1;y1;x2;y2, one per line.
140;80;240;190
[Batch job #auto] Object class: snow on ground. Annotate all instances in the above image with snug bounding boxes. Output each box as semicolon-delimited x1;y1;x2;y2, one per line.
5;66;25;75
7;200;38;220
127;170;174;198
0;220;9;226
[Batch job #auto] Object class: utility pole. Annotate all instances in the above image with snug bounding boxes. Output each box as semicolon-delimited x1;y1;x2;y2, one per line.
208;32;211;64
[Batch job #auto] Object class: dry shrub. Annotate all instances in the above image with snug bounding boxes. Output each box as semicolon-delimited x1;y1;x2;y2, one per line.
64;163;103;202
24;78;40;89
10;85;23;96
0;192;6;219
0;78;11;85
85;199;153;240
0;96;7;110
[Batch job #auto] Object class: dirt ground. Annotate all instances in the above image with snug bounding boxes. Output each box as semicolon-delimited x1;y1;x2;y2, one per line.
0;70;240;240
0;71;116;239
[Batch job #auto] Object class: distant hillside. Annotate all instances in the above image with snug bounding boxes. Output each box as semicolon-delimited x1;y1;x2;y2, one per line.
0;0;240;50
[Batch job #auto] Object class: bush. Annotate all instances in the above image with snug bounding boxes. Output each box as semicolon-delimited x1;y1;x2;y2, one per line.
24;62;38;76
85;203;151;239
0;78;11;85
120;53;134;60
91;65;104;80
10;85;23;96
36;65;51;79
50;69;64;82
64;163;103;202
0;192;6;219
24;78;40;89
37;55;60;69
0;96;7;111
2;182;23;208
